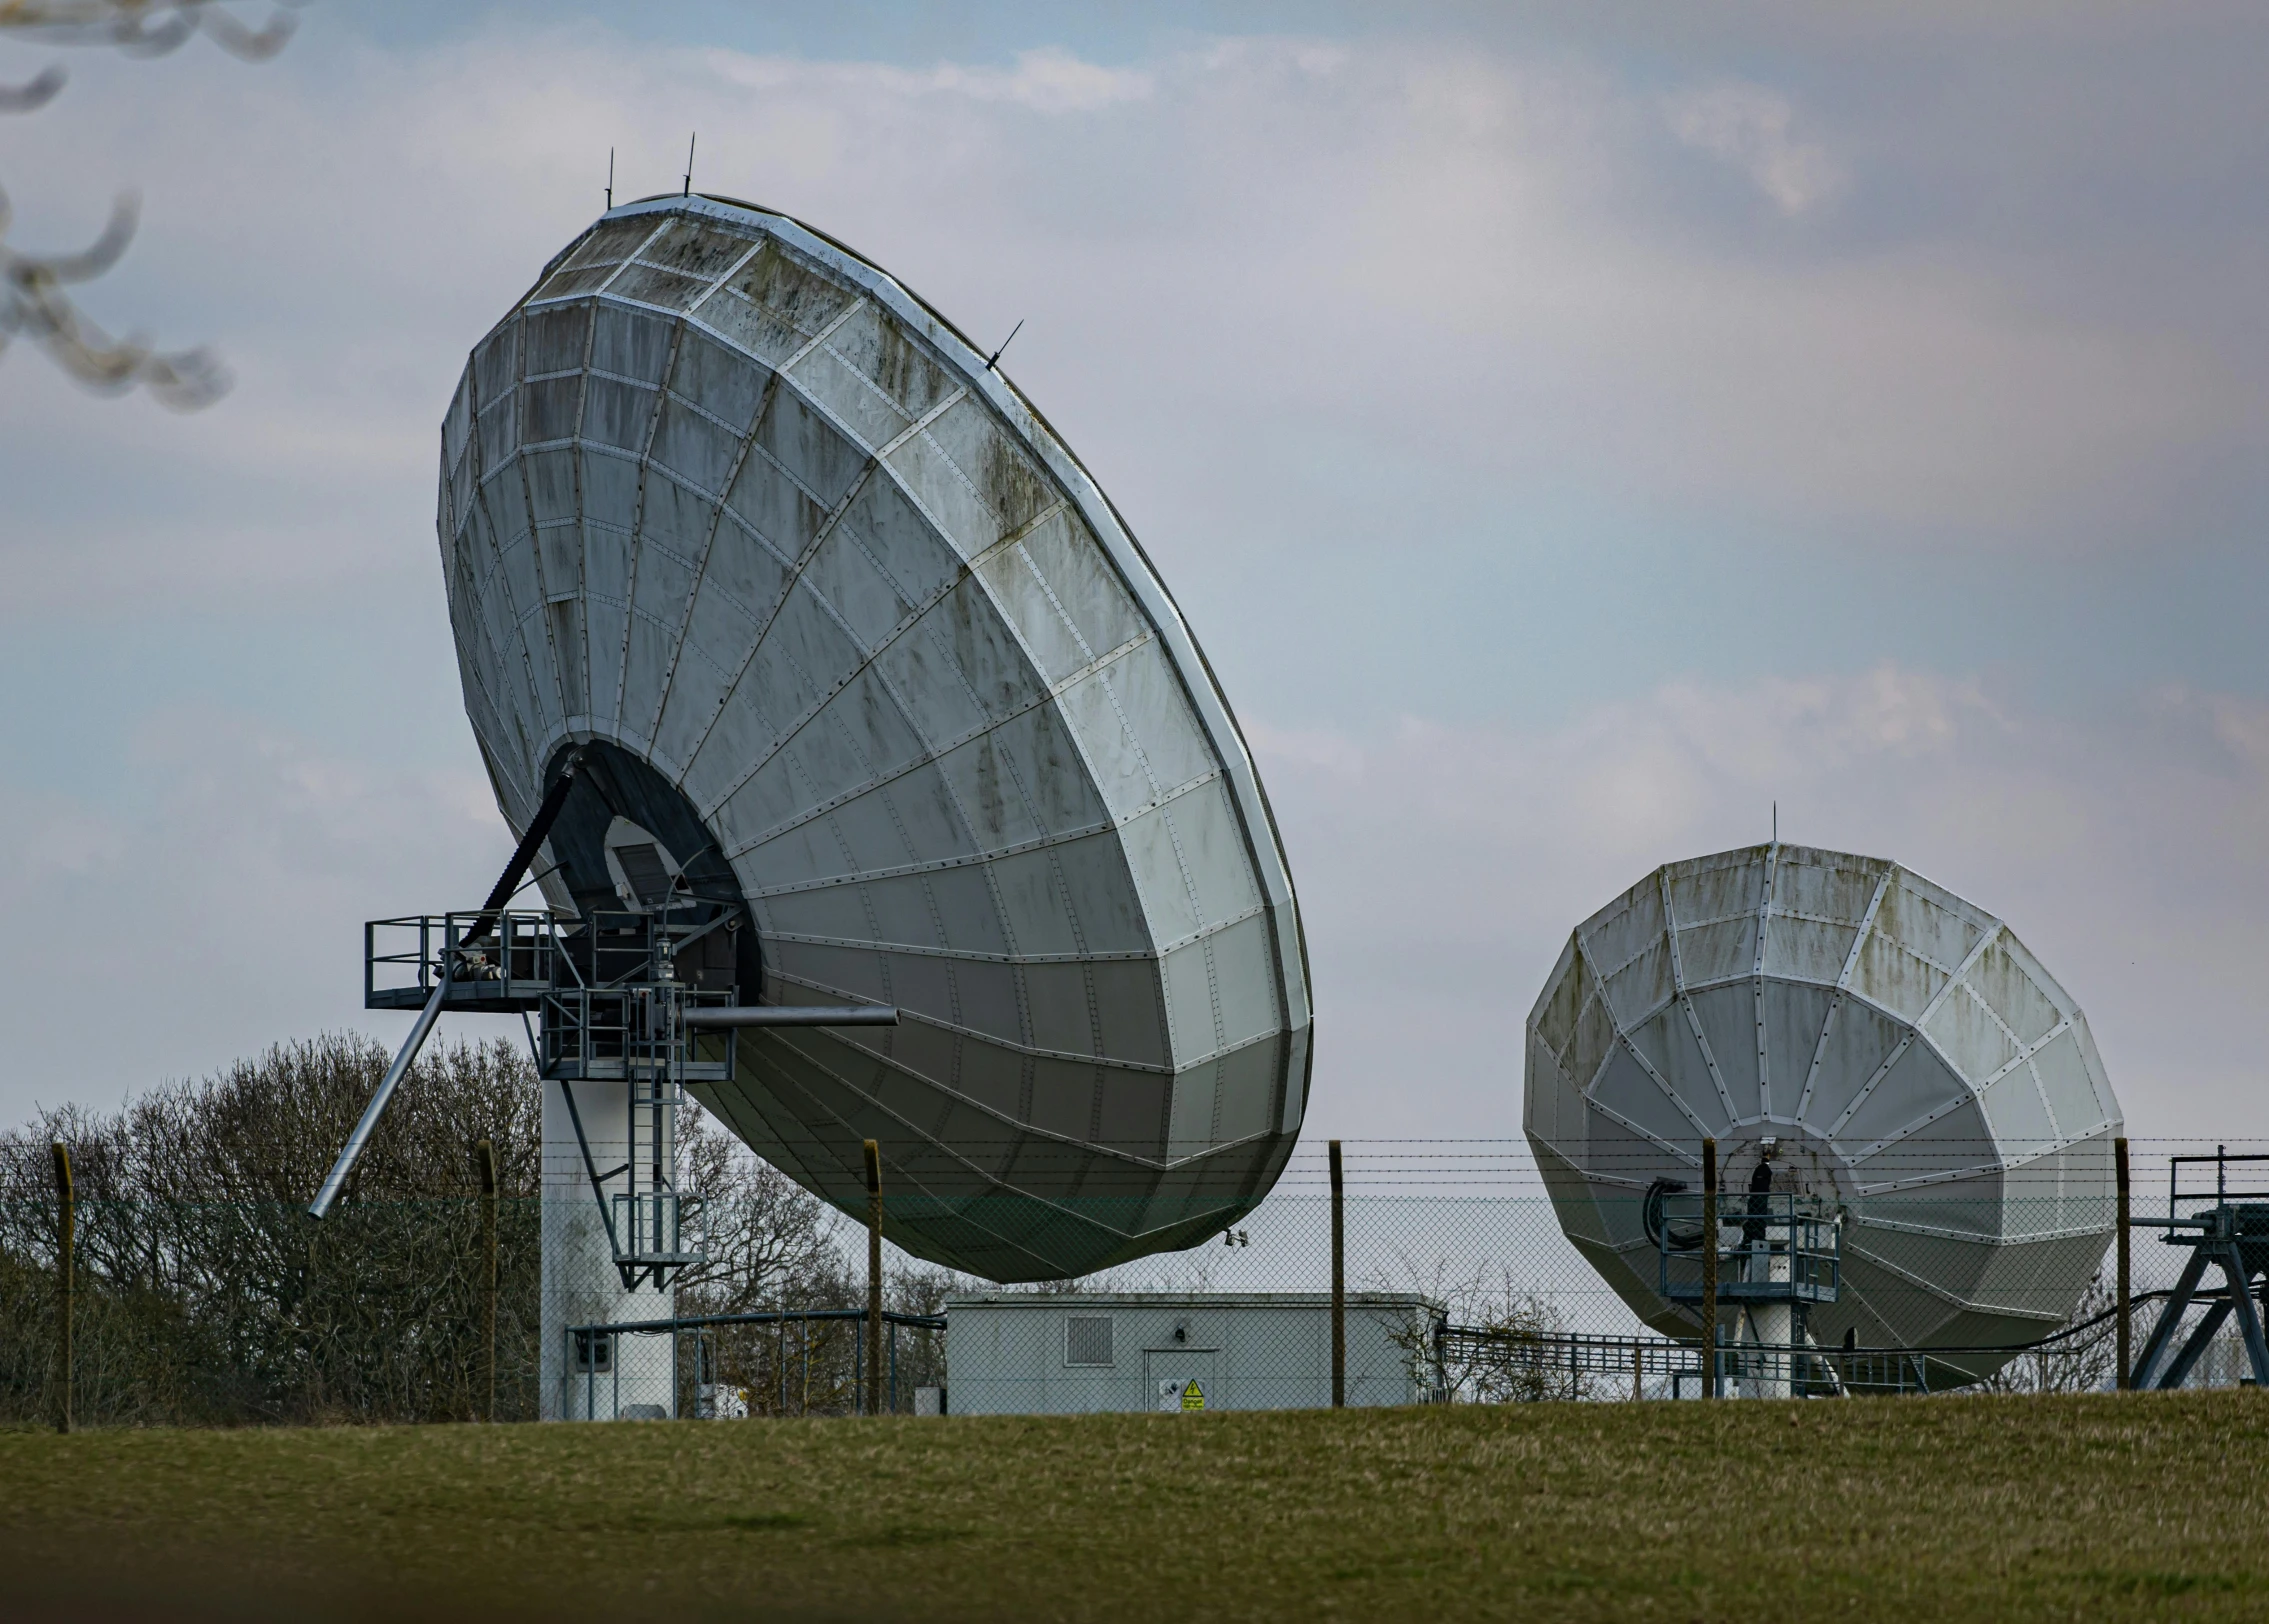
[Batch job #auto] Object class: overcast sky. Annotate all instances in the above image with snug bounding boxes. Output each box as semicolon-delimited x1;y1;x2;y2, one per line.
1;2;2263;1143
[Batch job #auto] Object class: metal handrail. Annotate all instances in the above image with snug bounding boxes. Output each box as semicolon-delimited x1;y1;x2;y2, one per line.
1445;1284;2190;1373
1655;1189;1841;1303
568;1306;948;1337
365;910;562;1000
2164;1146;2269;1220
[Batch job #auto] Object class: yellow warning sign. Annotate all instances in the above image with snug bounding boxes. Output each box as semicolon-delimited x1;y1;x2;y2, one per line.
1180;1380;1206;1411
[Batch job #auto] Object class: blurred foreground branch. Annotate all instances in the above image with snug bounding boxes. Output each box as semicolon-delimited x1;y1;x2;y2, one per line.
0;0;298;407
0;185;228;406
0;1;294;62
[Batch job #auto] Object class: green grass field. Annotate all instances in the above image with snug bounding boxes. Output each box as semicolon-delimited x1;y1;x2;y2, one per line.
2;1392;2263;1622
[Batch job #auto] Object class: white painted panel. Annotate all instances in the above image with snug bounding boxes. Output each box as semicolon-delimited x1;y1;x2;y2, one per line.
977;542;1088;685
1160;939;1218;1066
1116;803;1200;944
1205;914;1280;1052
1103;638;1218;796
1922;983;2018;1085
1055;662;1157;820
787;321;911;451
1016;508;1145;666
1160;779;1259;928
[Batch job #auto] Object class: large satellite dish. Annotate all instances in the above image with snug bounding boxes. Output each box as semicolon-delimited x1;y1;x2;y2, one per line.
435;196;1312;1282
1526;843;2121;1378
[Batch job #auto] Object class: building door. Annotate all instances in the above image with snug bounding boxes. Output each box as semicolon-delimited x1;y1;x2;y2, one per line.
1143;1349;1220;1412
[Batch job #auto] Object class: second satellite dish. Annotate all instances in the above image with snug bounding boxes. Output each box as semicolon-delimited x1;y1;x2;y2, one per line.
439;195;1312;1281
1526;843;2120;1381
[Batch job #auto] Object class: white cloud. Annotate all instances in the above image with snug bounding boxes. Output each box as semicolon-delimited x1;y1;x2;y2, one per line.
1251;668;2269;1142
707;43;1155;114
3;17;2260;633
918;46;1157;113
1663;81;1844;213
9;665;2260;1153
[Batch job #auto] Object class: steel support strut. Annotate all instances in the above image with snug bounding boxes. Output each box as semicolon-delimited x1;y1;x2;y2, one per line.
2227;1243;2269;1384
2131;1245;2211;1388
307;751;583;1220
2132;1205;2269;1390
307;970;453;1220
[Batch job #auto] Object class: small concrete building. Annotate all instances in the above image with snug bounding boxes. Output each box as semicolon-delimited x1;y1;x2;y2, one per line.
943;1292;1444;1414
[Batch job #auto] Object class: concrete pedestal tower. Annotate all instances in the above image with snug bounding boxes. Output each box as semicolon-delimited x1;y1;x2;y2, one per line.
541;1075;677;1421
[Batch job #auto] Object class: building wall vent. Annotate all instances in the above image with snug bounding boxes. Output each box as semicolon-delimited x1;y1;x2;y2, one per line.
1065;1315;1114;1367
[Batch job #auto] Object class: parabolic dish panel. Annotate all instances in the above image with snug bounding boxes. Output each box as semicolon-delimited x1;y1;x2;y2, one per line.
1524;843;2121;1373
439;195;1312;1281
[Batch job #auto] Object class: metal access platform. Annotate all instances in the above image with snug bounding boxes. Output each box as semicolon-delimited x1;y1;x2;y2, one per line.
311;753;896;1297
2131;1147;2269;1390
367;910;737;1082
1653;1189;1843;1305
351;901;898;1290
366;910;560;1014
364;905;742;1288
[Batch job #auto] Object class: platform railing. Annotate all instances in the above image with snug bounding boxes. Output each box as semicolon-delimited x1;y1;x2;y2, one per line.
1655;1190;1842;1305
364;910;562;1010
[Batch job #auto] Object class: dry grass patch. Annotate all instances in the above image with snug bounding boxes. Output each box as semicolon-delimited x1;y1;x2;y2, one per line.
0;1390;2262;1621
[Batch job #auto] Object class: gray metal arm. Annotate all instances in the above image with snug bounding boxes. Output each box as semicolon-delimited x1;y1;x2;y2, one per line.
684;1005;900;1028
307;971;451;1220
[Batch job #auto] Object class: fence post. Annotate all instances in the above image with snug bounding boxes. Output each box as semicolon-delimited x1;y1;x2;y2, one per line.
1700;1137;1718;1400
51;1142;73;1435
475;1138;499;1422
1329;1139;1345;1409
1633;1342;1643;1403
864;1138;883;1417
2115;1135;2131;1392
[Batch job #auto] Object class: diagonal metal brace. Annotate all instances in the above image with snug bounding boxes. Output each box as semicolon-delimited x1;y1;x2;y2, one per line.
307;751;584;1221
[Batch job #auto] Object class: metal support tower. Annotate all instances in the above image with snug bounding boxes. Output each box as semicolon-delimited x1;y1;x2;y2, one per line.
1650;1181;1843;1398
349;903;895;1290
533;905;738;1289
304;760;897;1420
2130;1147;2269;1390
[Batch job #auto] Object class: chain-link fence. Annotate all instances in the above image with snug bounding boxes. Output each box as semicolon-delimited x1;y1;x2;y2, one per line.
3;1139;2262;1425
0;1195;543;1425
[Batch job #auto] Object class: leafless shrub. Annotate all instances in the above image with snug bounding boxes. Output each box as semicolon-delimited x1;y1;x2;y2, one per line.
676;1102;845;1316
1440;1281;1592;1403
1368;1255;1585;1403
1978;1272;2119;1396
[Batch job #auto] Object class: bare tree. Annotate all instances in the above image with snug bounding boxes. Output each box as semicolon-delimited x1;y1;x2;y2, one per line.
1;0;296;406
0;1033;543;1424
676;1101;846;1315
